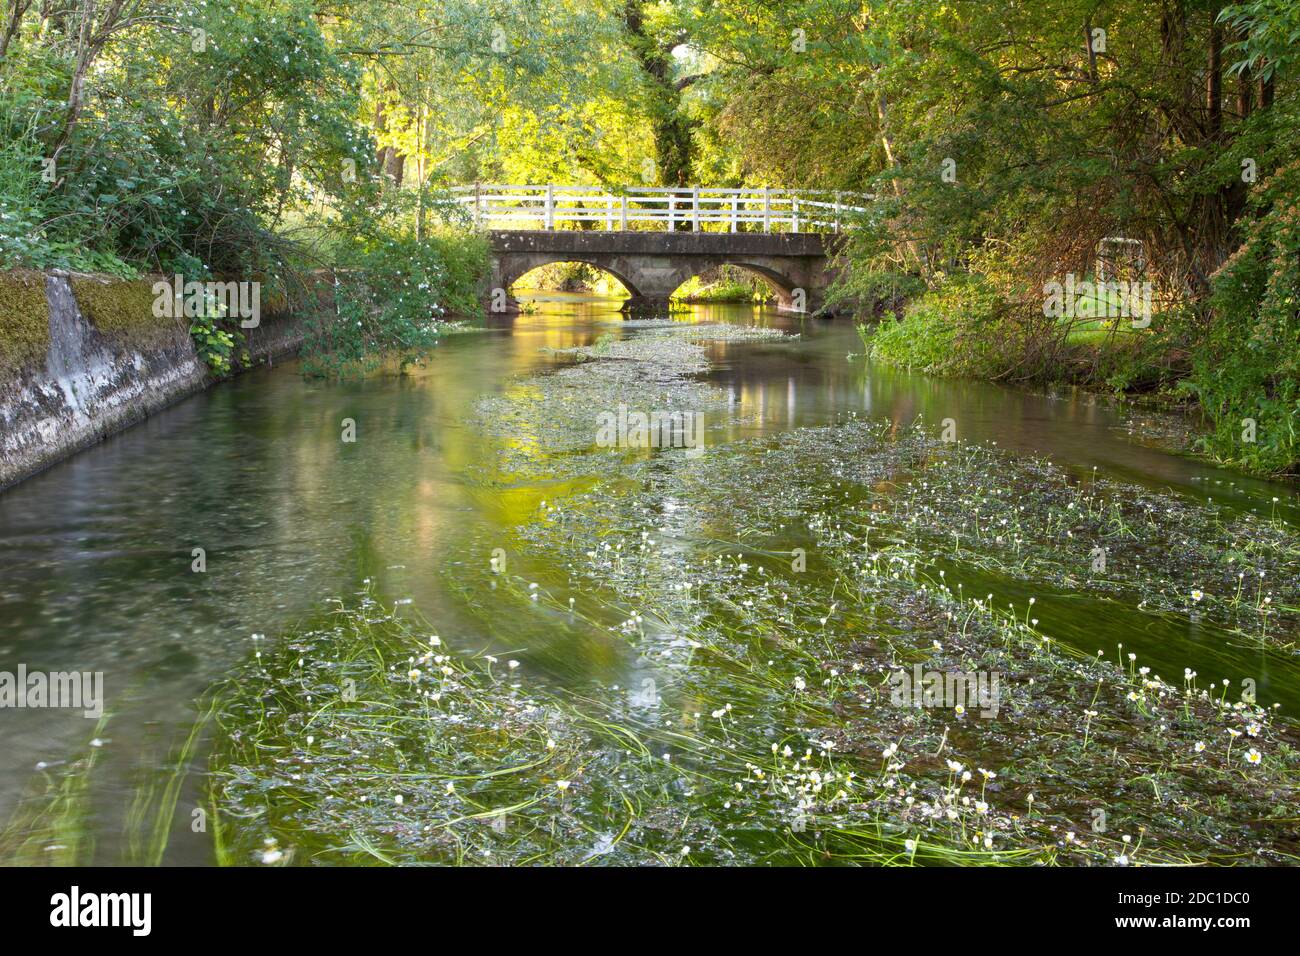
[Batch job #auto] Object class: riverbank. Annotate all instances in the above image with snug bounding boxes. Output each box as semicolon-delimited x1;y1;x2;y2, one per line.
853;260;1298;480
673;266;775;304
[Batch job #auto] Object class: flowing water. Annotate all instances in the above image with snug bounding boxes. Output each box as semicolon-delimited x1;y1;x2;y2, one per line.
1;293;1297;865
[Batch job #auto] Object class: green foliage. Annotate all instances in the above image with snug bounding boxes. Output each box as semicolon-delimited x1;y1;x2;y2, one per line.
1;0;1295;475
673;266;773;303
867;299;957;373
1220;0;1300;81
188;292;248;378
825;252;926;317
867;274;1005;376
512;261;634;297
302;217;487;378
0;0;364;281
1184;161;1300;475
0;0;654;378
670;0;1299;474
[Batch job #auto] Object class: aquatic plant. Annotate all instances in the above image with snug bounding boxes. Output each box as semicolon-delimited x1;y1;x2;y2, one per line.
203;321;1300;866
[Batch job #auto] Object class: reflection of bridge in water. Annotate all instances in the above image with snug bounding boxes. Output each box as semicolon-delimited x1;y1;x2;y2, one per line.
451;185;871;313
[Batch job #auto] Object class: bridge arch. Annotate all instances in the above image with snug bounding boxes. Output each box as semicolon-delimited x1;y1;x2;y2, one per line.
497;256;644;301
667;261;803;309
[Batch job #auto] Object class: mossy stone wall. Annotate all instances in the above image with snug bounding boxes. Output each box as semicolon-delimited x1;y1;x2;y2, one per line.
0;270;51;376
69;276;188;351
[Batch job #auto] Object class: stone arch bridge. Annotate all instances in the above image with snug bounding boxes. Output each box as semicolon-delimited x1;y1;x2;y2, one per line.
486;229;841;313
454;185;864;313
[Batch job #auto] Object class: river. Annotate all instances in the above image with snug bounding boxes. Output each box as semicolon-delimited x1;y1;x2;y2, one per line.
1;293;1296;865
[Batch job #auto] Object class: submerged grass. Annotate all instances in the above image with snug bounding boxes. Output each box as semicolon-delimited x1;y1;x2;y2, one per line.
847;428;1300;649
0;706;214;866
207;592;916;865
513;439;1299;864
123;700;214;866
471;324;793;481
206;540;1298;866
207;588;1049;866
0;715;110;865
206;320;1300;866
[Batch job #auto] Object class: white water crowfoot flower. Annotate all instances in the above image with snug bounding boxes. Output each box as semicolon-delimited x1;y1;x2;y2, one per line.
710;702;735;731
259;837;286;865
1226;727;1243;761
976;766;998;800
1081;709;1100;750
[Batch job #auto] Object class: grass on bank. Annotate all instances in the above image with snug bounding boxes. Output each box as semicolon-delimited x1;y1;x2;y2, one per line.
853;254;1298;478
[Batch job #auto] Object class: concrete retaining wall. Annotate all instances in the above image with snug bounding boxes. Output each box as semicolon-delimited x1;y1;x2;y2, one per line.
0;272;305;491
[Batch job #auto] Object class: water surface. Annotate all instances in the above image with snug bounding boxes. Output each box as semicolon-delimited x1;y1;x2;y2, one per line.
1;293;1295;863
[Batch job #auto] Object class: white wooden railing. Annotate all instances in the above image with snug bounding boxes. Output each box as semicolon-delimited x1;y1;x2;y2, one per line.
449;184;872;233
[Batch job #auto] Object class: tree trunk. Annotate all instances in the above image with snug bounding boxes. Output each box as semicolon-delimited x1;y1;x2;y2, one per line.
1206;10;1222;140
1259;74;1274;110
51;0;131;158
1225;55;1251;226
0;0;33;61
623;1;693;190
385;151;405;185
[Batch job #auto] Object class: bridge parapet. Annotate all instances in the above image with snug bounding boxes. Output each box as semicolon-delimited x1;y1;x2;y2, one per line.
489;229;834;257
454;184;870;234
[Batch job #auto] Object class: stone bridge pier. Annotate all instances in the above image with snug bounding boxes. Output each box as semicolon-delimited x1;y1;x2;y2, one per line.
484;230;841;314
